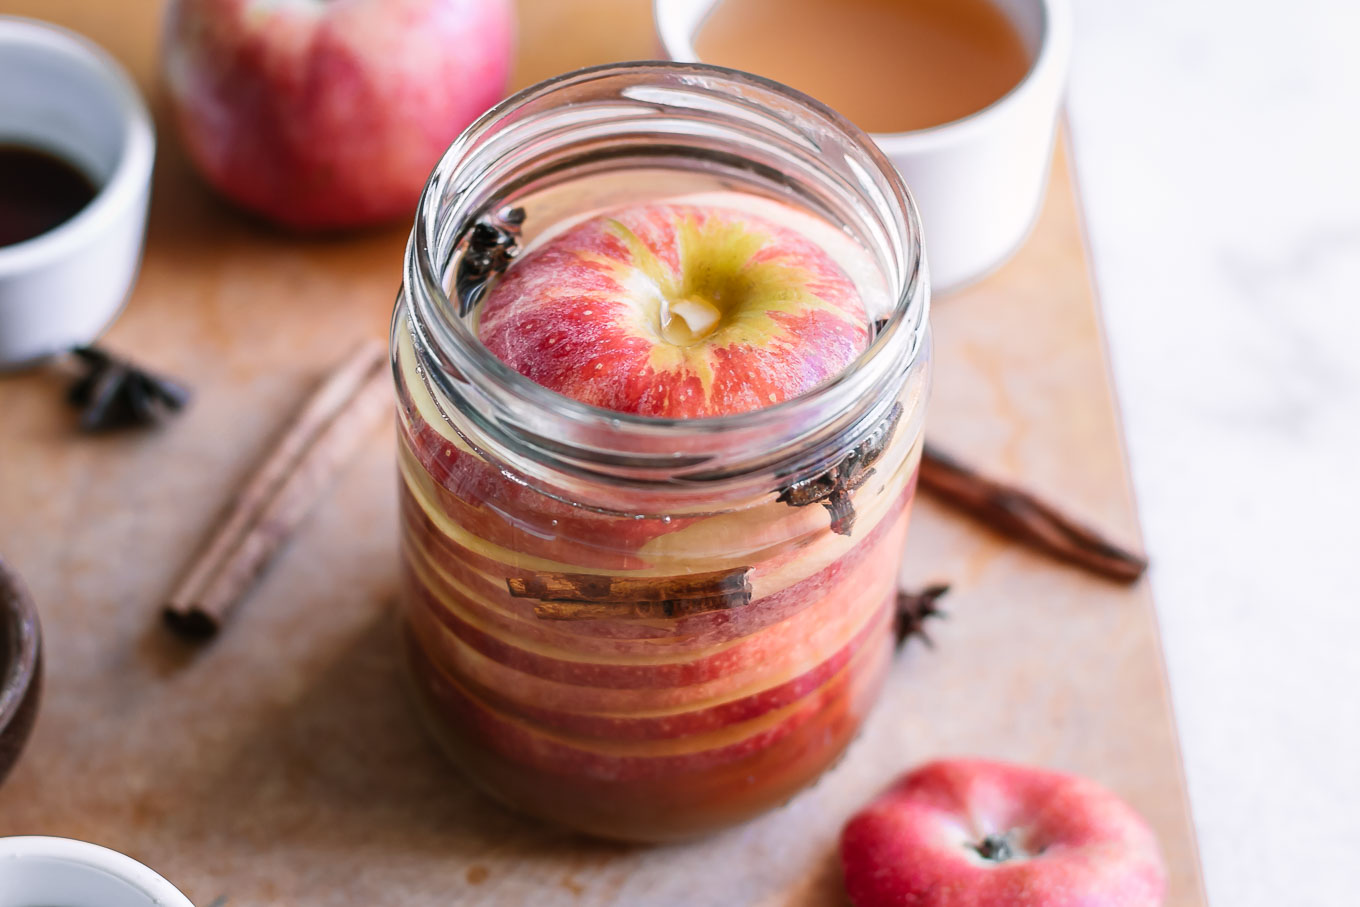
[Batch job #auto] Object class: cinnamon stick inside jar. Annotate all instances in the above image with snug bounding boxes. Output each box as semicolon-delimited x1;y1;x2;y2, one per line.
507;567;753;620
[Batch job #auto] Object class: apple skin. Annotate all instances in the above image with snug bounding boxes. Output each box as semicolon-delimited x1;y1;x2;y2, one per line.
478;203;871;417
161;0;513;230
841;759;1167;907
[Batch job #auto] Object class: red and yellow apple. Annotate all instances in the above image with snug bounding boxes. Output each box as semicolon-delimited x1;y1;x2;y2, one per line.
396;198;919;839
477;203;871;418
841;759;1168;907
161;0;514;230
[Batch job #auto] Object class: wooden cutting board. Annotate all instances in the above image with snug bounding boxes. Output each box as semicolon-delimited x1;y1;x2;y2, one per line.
0;1;1206;904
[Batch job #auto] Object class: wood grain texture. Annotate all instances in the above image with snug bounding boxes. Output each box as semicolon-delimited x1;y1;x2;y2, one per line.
0;1;1205;904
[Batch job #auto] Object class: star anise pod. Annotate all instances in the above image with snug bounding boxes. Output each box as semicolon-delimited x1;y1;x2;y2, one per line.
68;346;191;432
894;584;949;650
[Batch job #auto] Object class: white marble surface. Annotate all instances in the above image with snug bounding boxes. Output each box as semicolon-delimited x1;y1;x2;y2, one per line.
1066;0;1360;903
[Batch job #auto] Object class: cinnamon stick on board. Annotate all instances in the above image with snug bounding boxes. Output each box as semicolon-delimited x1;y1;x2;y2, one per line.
919;443;1148;584
163;341;390;638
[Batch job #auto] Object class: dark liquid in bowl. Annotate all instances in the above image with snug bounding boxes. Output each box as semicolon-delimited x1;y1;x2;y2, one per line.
0;144;98;248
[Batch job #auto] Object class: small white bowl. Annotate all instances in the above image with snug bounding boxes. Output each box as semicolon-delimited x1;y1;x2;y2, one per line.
0;836;195;907
0;16;154;368
655;0;1071;291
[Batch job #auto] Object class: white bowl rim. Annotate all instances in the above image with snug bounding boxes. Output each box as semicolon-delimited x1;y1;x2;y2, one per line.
653;0;1072;152
0;835;195;906
0;16;155;275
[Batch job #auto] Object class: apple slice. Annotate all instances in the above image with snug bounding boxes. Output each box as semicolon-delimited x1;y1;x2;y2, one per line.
408;557;894;690
408;623;891;781
420;599;890;741
409;625;891;841
402;475;912;647
477;202;871;418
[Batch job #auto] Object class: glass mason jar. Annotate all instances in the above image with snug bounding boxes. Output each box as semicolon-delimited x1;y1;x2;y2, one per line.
391;63;931;841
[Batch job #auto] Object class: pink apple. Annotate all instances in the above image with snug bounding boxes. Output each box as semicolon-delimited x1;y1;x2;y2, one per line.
841;759;1167;907
478;202;871;417
161;0;514;230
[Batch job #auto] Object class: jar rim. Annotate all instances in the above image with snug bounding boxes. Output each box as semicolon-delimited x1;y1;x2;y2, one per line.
403;61;929;488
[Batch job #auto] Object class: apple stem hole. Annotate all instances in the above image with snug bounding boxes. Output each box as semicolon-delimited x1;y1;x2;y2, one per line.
660;295;723;344
974;832;1016;863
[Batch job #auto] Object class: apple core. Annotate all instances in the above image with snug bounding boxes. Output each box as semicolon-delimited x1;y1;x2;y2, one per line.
659;295;722;345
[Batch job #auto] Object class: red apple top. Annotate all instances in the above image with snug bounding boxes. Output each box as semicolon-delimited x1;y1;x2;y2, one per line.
841;758;1168;907
477;203;871;418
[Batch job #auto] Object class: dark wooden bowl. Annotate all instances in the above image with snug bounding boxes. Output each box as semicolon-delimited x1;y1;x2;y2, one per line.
0;556;41;786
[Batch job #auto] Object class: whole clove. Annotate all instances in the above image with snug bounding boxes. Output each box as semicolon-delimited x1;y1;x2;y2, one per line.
777;403;903;536
454;207;524;317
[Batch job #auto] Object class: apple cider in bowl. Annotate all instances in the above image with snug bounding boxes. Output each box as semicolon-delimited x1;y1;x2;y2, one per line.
392;63;931;841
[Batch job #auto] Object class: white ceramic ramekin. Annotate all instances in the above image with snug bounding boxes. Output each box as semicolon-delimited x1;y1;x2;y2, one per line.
0;16;154;368
655;0;1071;291
0;836;195;907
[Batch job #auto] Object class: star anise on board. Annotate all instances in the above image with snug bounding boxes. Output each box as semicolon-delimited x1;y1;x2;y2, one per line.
894;584;950;651
67;345;191;432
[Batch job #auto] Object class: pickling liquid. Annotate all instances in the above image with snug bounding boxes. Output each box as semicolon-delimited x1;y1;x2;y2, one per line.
696;0;1032;134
